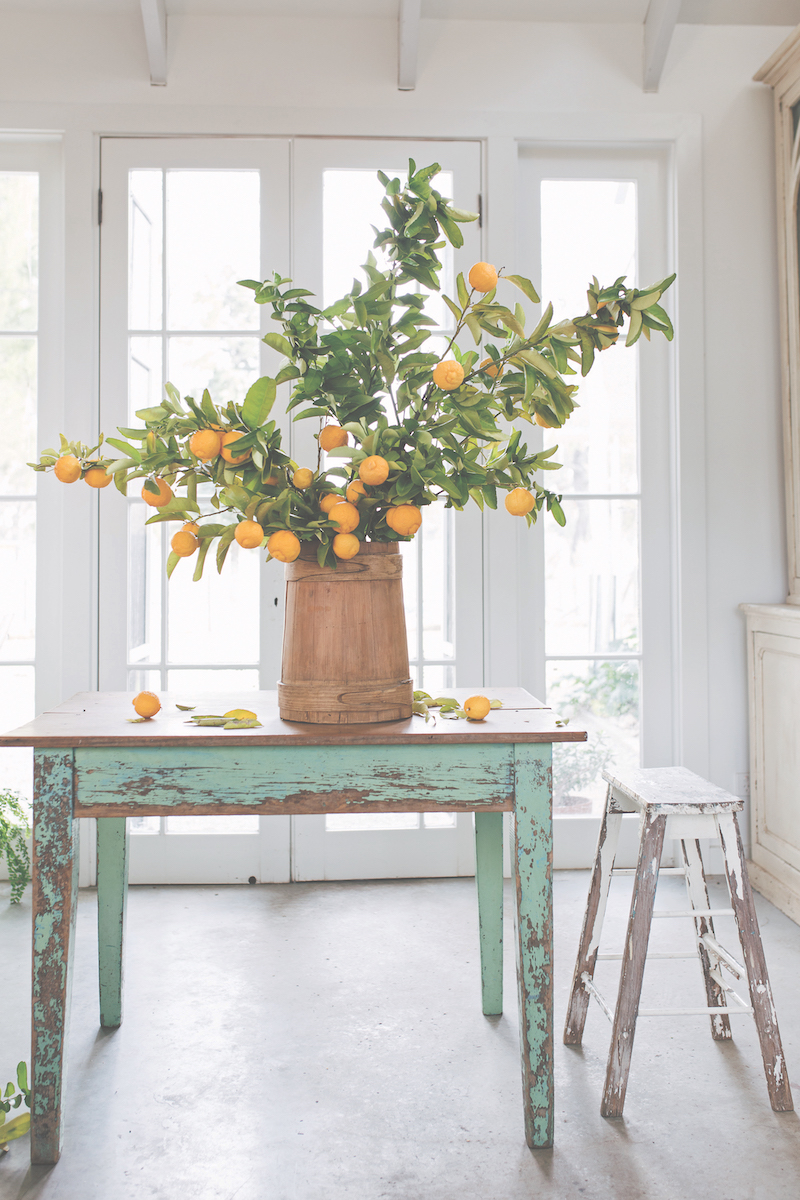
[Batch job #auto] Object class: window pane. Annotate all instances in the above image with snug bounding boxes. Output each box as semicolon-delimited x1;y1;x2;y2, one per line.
166;814;259;834
129;170;163;331
420;664;455;696
129;816;160;835
0;665;34;802
166;170;260;331
545;498;639;656
423;812;456;829
166;668;260;696
400;537;418;662
326;813;419;832
167;539;259;665
167;336;260;407
127;670;161;692
129;336;162;418
128;502;162;665
540;179;638;494
548;658;640;815
0;336;37;494
0;172;38;331
421;504;454;661
0;501;35;661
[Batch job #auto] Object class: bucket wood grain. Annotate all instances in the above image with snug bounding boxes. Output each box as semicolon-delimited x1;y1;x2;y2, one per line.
278;541;413;724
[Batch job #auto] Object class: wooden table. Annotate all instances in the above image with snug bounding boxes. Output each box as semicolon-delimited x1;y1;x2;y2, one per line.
0;687;585;1163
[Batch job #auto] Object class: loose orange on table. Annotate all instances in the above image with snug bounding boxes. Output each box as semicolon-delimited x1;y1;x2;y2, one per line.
132;691;161;718
463;695;491;721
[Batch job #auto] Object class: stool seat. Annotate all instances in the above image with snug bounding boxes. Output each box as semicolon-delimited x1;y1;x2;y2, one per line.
564;765;793;1119
604;765;743;814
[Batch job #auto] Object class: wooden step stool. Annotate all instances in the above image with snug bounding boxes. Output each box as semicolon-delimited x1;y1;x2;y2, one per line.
564;766;793;1118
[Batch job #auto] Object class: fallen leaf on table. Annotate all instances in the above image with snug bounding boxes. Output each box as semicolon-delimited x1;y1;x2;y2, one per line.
176;704;196;711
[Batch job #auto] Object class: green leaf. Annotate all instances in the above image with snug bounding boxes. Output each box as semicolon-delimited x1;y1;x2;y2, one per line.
200;388;218;423
16;1064;27;1094
175;704;196;711
0;1112;30;1145
626;307;643;347
504;274;540;304
192;536;213;582
105;438;140;462
443;294;462;322
3;1084;13;1099
489;699;504;709
263;331;293;357
456;272;469;309
242;376;277;429
135;406;169;423
166;550;181;579
216;523;237;573
550;498;566;526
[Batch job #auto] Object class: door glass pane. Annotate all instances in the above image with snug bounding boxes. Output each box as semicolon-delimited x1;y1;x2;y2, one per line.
0;337;37;493
0;666;35;800
129;170;162;330
166;171;260;331
167;541;260;665
0;501;36;660
0;172;38;331
545;498;640;657
326;813;419;832
548;658;640;813
166;815;260;834
167;336;260;404
541;177;641;816
166;668;260;695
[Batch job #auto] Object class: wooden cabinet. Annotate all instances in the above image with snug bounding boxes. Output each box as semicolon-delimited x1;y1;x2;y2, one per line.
747;31;800;923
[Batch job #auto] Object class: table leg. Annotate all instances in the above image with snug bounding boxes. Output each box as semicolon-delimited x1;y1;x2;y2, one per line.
512;743;553;1149
97;817;129;1028
474;811;504;1016
31;750;79;1165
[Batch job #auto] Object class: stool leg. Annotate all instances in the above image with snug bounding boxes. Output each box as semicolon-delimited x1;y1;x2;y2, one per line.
474;811;504;1015
97;817;129;1028
681;838;732;1041
716;814;793;1112
601;811;667;1119
564;790;623;1044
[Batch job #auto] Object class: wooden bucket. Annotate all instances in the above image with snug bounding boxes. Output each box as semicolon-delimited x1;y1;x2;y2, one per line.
277;541;413;724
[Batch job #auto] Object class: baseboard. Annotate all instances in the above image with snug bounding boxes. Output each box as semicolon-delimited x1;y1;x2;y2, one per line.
748;858;800;927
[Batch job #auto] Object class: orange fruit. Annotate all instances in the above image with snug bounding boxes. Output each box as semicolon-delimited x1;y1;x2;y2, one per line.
534;412;559;429
189;428;222;461
267;530;301;562
359;455;390;486
347;480;367;503
432;360;464;391
132;691;161;718
142;478;173;507
332;533;360;560
220;431;250;465
293;468;314;490
84;466;112;488
468;262;498;292
319;493;341;514
319;424;348;452
54;454;81;483
464;695;491;721
504;487;535;516
182;522;200;535
328;501;360;534
385;504;422;536
480;357;503;380
234;520;264;549
171;530;199;557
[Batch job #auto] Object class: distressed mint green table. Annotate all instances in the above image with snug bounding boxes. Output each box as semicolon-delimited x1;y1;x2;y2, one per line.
1;687;584;1163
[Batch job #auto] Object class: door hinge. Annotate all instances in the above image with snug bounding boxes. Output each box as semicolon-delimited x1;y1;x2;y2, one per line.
477;194;483;228
98;188;103;226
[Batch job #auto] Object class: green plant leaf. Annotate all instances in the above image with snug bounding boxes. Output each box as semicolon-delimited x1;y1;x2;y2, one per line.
166;550;181;579
242;376;277;429
263;332;293;357
504;274;540;304
0;1112;30;1145
175;704;196;711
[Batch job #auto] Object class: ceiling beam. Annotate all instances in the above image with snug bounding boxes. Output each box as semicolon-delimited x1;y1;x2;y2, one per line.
398;0;421;92
643;0;681;93
140;0;167;87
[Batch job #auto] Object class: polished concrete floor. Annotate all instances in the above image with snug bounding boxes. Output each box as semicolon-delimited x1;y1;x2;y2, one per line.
1;871;800;1200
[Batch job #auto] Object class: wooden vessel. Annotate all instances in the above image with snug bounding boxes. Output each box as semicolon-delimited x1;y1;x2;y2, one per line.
277;541;413;724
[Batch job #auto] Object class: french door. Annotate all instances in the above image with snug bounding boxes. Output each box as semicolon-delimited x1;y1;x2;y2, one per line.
98;136;483;883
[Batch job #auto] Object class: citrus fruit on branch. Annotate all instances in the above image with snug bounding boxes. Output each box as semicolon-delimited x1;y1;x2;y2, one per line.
29;160;675;579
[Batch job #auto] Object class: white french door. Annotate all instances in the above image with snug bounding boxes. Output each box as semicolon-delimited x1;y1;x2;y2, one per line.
97;136;484;883
516;145;676;868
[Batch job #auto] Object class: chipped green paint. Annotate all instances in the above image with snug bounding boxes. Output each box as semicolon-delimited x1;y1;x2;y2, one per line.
74;744;514;814
474;811;504;1016
511;742;553;1149
97;818;129;1028
31;749;79;1165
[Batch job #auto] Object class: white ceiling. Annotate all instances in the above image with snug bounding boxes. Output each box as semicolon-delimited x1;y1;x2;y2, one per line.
0;0;797;23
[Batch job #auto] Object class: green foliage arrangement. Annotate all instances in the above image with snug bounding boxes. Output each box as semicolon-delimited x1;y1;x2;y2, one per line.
0;1063;30;1151
30;161;675;572
0;791;31;904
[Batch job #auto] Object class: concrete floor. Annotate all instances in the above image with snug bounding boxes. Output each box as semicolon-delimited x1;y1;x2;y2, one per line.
1;872;800;1200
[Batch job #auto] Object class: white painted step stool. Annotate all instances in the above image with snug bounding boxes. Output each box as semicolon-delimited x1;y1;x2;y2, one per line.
564;766;793;1118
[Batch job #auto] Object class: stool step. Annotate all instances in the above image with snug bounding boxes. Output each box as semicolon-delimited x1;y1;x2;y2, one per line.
651;909;732;918
638;1006;754;1017
611;867;686;876
701;932;744;979
597;951;697;961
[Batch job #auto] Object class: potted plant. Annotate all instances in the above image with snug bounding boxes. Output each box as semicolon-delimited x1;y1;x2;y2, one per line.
30;161;674;724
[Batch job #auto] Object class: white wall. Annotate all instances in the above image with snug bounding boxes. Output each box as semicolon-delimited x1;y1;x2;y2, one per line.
0;12;792;842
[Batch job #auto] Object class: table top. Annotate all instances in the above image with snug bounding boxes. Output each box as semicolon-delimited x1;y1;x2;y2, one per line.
0;689;586;749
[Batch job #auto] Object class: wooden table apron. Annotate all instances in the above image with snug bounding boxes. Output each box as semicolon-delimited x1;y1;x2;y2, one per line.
29;737;556;1162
